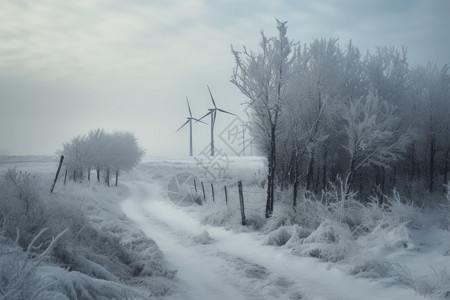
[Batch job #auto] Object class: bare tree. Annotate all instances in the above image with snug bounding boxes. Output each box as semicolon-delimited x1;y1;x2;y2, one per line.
231;19;296;217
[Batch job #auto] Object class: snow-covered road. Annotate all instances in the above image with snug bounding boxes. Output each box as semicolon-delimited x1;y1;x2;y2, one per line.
121;172;425;300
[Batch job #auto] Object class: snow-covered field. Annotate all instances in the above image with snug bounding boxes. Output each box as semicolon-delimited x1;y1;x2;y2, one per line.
1;155;449;299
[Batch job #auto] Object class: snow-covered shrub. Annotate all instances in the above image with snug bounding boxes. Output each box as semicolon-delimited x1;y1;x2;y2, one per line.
323;179;365;229
48;270;146;300
0;167;176;298
356;196;387;233
53;245;120;282
350;257;450;297
431;266;450;298
263;224;312;247
349;256;400;278
48;194;175;295
244;213;266;230
386;190;426;229
191;230;213;244
0;169;46;247
292;196;328;230
202;206;240;227
0;228;67;300
263;203;300;233
263;225;293;246
356;222;412;250
293;220;356;262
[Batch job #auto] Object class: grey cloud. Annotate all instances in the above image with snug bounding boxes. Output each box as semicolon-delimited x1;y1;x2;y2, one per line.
0;0;448;155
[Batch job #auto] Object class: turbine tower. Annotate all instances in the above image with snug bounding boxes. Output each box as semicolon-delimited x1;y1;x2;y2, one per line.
198;85;235;156
176;97;206;156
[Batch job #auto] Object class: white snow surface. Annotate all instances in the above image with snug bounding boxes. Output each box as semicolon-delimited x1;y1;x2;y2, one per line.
1;155;448;299
120;157;436;300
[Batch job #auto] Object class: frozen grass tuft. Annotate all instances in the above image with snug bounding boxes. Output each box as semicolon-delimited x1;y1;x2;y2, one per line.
201;205;241;228
0;228;67;300
263;224;312;247
0;168;176;298
293;220;357;262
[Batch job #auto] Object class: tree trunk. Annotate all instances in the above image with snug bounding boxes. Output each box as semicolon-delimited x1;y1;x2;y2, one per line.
306;151;315;191
380;168;386;205
348;157;355;186
392;167;397;189
410;143;415;181
292;154;299;208
293;179;299;208
266;125;276;218
106;168;110;187
314;166;320;194
97;168;100;182
322;149;327;190
115;170;119;187
429;135;436;192
88;169;91;181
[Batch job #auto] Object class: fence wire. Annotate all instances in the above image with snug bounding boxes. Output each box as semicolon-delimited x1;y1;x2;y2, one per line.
190;182;267;217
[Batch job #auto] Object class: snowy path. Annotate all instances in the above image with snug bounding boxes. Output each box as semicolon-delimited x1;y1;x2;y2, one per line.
121;178;425;300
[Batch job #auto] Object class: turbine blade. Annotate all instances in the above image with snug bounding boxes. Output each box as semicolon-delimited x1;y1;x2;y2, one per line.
192;118;207;125
217;108;235;116
197;111;211;122
186;97;192;118
176;120;190;132
207;85;217;108
213;110;217;124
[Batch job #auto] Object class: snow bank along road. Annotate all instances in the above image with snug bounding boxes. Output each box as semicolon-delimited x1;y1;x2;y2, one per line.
121;160;425;300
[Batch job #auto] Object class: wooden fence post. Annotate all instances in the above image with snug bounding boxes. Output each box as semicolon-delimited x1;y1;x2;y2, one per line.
238;181;246;226
106;168;110;187
201;181;206;202
224;185;228;205
211;183;215;202
50;155;64;193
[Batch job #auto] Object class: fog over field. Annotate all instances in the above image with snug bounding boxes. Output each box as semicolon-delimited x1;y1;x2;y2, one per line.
1;1;449;299
0;0;448;156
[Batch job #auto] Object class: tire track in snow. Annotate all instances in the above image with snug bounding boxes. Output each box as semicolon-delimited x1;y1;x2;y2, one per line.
121;177;425;300
122;181;252;300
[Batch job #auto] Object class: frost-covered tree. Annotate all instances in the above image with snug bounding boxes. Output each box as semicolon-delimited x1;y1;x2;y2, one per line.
230;21;449;204
231;19;296;217
62;135;88;182
61;130;144;186
85;128;106;182
107;131;145;186
292;38;340;193
338;92;411;188
364;46;409;107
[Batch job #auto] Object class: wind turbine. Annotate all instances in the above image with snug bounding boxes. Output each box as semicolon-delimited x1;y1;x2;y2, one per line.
176;97;206;156
198;85;235;156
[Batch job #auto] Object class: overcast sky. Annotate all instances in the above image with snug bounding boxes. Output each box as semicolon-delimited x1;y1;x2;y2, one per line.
0;0;449;156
